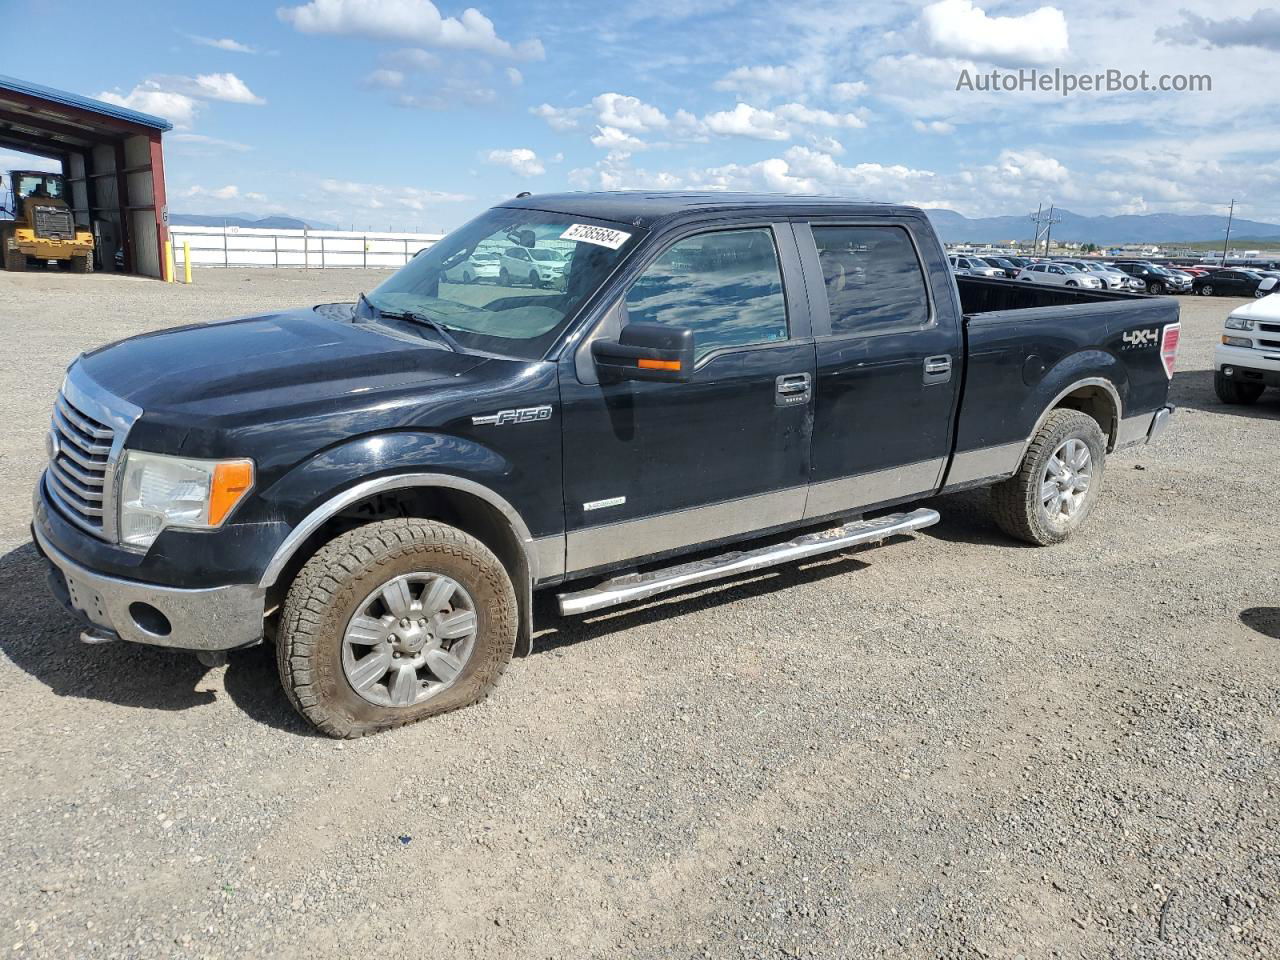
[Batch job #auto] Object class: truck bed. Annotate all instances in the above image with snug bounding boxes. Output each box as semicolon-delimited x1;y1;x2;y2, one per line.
944;276;1180;491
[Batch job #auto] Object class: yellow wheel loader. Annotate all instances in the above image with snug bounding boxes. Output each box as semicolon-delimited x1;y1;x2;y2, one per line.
1;170;94;272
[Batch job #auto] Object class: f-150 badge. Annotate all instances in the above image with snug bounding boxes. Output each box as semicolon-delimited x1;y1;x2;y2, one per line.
472;405;553;426
1122;328;1159;348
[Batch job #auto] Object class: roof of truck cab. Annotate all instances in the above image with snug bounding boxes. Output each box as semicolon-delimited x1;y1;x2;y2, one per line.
499;191;925;228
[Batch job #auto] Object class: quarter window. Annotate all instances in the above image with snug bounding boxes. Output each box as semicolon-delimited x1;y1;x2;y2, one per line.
811;225;929;334
625;228;788;359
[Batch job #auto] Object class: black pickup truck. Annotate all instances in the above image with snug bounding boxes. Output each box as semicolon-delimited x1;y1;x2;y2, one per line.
33;193;1181;737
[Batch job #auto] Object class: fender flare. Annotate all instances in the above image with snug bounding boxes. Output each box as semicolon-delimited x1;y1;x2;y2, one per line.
1022;375;1123;457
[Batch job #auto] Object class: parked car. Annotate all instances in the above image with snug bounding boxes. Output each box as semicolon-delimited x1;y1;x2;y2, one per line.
978;255;1021;278
1214;294;1280;403
32;192;1179;737
1016;262;1104;289
1002;256;1032;270
444;250;501;284
1193;269;1265;297
499;245;568;288
1249;270;1280;298
1110;261;1191;295
1053;259;1134;291
948;254;1003;277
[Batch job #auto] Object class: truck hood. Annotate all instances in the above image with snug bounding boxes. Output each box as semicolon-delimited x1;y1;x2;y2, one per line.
1229;293;1280;322
77;307;485;414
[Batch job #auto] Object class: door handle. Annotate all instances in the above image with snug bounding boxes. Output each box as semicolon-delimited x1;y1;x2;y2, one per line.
775;372;812;406
923;355;952;385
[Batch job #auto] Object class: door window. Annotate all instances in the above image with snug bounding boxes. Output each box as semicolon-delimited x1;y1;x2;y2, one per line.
625;228;788;359
811;225;930;334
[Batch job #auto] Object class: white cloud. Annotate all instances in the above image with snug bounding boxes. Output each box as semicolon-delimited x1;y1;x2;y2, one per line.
278;0;544;59
912;119;955;135
807;135;846;155
189;35;257;54
992;148;1068;184
97;85;200;128
703;103;791;141
170;133;253;151
920;0;1069;66
318;177;470;211
506;67;523;87
592;92;668;131
364;68;405;89
702;101;866;141
531;102;588;131
830;81;868;101
590;125;647;153
383;48;440;71
484;147;544;176
714;64;806;98
183;184;265;202
184;73;266;104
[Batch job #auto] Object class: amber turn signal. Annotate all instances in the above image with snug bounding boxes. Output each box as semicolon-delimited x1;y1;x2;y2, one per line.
637;358;682;371
208;460;255;526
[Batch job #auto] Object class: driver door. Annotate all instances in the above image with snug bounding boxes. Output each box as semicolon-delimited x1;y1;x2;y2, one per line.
558;223;815;575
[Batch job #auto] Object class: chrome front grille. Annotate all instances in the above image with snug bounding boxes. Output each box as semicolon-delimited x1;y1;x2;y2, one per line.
47;394;113;534
43;365;141;542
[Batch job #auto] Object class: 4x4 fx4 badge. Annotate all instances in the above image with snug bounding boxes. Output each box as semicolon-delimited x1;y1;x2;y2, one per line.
472;405;553;426
1122;328;1159;348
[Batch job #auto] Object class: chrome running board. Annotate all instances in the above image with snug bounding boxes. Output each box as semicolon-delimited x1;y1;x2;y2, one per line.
557;508;940;616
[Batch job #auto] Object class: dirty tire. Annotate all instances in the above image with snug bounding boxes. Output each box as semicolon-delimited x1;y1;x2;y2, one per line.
991;408;1107;546
1214;371;1264;405
3;245;25;272
70;254;92;274
276;518;517;738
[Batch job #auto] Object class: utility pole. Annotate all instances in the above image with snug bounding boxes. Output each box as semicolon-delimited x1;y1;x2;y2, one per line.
1222;198;1236;266
1030;203;1061;256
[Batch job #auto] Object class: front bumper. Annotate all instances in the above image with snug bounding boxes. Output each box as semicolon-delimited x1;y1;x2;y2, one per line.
34;521;265;652
1216;342;1280;385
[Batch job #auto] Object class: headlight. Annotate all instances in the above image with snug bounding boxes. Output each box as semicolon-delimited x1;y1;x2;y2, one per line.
1221;335;1252;348
1225;315;1254;330
118;451;254;549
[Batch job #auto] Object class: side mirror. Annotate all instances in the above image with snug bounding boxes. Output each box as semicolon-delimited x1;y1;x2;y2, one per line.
592;322;695;383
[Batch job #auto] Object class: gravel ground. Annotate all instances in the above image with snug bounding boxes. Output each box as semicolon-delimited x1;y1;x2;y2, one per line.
1;268;1277;960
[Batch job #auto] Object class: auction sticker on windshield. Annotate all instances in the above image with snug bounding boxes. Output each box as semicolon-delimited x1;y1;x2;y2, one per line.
560;223;631;249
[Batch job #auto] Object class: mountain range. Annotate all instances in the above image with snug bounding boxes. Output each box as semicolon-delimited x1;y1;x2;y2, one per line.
922;208;1280;246
170;207;1280;246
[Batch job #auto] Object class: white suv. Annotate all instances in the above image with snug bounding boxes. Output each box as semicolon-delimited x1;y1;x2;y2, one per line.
1015;262;1103;289
1215;294;1280;404
498;246;568;289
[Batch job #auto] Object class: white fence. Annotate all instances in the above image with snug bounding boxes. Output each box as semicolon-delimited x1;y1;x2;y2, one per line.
168;225;442;270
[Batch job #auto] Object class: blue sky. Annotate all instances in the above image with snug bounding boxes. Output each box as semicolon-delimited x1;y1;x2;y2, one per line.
5;0;1280;229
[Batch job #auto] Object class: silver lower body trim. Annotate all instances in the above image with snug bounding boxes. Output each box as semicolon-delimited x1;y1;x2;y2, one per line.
558;508;941;615
803;457;945;519
1116;406;1174;450
942;442;1024;488
565;485;807;574
35;525;264;652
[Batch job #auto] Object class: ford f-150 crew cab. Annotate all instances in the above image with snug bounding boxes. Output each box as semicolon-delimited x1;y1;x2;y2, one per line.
33;193;1181;737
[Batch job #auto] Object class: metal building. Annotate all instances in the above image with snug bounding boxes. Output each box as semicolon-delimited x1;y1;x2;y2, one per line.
0;74;172;277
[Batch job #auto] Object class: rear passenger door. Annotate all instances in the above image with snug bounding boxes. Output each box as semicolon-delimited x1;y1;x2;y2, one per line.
795;220;962;520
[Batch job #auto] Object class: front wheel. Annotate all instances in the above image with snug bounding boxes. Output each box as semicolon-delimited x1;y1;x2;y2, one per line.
3;244;26;272
1214;371;1265;405
991;409;1107;546
498;267;511;286
1066;280;1078;287
1148;281;1165;295
70;254;92;274
276;518;517;738
528;269;542;288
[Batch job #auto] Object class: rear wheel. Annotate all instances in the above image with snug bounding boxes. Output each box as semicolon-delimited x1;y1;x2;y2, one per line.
70;254;92;274
992;409;1107;546
1199;284;1214;296
276;518;517;738
3;244;26;272
1214;371;1265;405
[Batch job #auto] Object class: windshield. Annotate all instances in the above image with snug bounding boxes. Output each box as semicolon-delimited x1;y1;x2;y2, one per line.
17;174;62;200
365;207;642;359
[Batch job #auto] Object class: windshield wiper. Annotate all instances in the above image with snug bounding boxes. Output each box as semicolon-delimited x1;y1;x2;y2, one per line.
370;304;464;353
